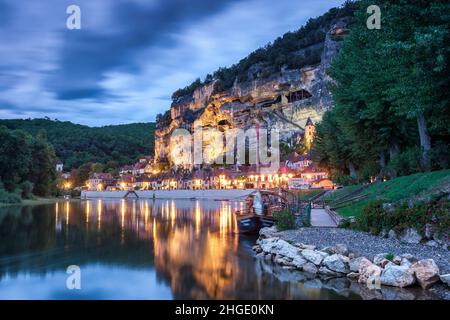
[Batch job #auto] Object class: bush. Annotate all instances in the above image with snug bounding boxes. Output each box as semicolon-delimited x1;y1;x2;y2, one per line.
273;209;296;231
388;147;422;176
0;188;22;204
20;181;34;199
355;196;450;237
356;200;386;234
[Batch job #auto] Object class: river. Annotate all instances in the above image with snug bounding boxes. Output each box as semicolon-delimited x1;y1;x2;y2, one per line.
0;199;365;300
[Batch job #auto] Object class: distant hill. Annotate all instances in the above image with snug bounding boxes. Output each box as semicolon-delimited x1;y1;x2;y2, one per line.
0;119;155;169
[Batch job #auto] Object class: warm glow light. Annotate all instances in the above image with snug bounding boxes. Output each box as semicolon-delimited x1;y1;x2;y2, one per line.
121;182;126;190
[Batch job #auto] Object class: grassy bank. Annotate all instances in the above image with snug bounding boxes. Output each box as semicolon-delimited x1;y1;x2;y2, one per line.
325;170;450;218
0;197;64;208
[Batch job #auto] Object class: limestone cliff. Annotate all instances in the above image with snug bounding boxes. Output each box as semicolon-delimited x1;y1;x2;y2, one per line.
155;18;349;165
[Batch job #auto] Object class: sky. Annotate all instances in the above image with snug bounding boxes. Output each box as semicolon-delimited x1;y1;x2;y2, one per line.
0;0;345;127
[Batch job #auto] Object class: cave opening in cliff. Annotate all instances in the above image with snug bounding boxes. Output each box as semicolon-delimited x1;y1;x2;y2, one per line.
287;89;312;103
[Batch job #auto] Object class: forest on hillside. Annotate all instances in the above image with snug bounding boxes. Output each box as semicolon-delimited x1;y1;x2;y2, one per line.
313;0;450;184
0;119;155;169
170;1;358;101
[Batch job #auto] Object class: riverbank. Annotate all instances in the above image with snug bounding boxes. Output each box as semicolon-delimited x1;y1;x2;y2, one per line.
0;197;73;208
81;189;256;200
253;227;450;300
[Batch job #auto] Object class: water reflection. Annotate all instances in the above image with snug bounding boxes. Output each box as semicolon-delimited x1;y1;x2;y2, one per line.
0;200;437;300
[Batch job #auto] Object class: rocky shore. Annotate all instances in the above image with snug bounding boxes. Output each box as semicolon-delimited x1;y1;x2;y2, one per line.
253;227;450;300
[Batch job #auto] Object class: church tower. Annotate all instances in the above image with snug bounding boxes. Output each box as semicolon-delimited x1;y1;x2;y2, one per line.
304;117;316;150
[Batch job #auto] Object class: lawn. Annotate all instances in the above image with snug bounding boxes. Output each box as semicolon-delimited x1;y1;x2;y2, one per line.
292;189;324;201
332;170;450;218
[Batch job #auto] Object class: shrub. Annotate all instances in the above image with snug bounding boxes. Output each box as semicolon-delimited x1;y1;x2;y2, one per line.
385;253;395;261
20;181;34;199
356;200;386;234
355;196;450;237
273;209;296;231
0;188;22;204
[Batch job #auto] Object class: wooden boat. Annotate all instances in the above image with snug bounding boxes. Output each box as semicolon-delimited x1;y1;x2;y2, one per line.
235;190;289;234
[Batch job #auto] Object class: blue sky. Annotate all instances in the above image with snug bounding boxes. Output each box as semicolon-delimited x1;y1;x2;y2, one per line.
0;0;345;126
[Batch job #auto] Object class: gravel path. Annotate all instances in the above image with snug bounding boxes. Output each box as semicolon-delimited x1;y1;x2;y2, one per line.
274;227;450;274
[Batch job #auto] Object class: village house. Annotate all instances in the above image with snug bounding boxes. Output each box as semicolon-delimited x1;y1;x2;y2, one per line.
56;160;64;173
285;153;312;171
87;173;115;191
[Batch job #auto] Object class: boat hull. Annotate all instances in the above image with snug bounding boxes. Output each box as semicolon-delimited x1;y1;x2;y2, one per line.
236;215;274;235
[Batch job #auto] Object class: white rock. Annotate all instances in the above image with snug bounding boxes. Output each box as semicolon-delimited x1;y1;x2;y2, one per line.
258;238;278;253
440;274;450;286
322;254;350;274
380;264;415;288
272;239;300;260
302;262;318;275
347;272;360;280
399;228;422;244
292;256;308;269
259;226;277;239
358;262;382;284
373;253;388;266
425;240;439;247
294;243;316;250
350;257;371;272
318;266;341;277
410;259;440;289
388;229;397;240
301;249;328;266
424;223;434;239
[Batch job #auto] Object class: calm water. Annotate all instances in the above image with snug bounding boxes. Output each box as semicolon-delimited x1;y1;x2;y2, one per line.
0;199;432;300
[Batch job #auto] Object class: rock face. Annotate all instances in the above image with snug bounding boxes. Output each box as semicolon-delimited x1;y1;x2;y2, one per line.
154;19;349;165
380;264;415;288
410;259;440;289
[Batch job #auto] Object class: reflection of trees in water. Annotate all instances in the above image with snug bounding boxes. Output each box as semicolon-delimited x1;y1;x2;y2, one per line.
0;201;154;280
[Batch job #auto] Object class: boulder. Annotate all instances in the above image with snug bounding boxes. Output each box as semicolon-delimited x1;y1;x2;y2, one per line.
424;223;435;239
294;243;316;250
272;239;300;260
388;229;397;240
252;245;262;253
333;244;349;256
264;253;273;261
358;263;382;284
321;244;348;256
323;254;350;274
399;228;422;244
301;249;328;266
318;266;341;277
258;238;278;253
302;262;318;275
410;259;440;289
440;274;450;287
292;256;308;269
380;264;415;288
373;253;388;266
400;253;418;263
425;240;439;247
259;226;277;239
392;256;402;265
347;272;360;280
350;257;371;273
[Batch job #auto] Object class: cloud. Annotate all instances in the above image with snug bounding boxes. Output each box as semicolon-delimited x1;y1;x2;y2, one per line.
0;0;345;126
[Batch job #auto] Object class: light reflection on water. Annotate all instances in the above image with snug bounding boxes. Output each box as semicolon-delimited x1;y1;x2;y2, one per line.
0;199;418;300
